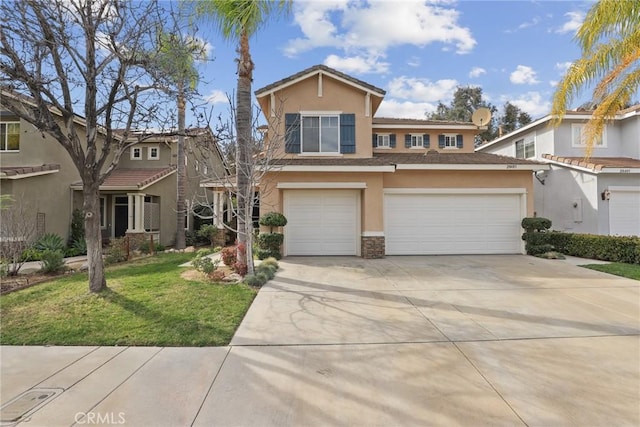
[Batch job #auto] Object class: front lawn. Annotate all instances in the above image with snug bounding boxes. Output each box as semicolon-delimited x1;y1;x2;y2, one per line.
582;263;640;281
0;253;257;346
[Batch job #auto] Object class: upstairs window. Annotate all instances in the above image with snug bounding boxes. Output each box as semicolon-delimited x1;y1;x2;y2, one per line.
377;134;390;148
410;134;423;148
0;122;20;151
572;124;605;147
302;115;339;153
148;145;160;160
131;147;142;160
443;134;457;148
438;134;463;149
515;137;535;158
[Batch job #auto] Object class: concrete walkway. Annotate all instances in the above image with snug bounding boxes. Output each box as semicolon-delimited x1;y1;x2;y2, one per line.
1;255;638;426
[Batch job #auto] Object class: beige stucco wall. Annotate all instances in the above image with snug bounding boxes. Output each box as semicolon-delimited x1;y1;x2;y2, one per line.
260;169;535;236
258;75;376;159
372;128;478;153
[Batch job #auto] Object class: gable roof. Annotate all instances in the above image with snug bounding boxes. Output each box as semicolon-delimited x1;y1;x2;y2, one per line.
0;164;60;179
254;64;386;98
70;167;177;191
373;117;478;130
542;155;640;173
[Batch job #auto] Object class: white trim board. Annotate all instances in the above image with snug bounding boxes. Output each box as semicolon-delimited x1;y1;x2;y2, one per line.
384;188;527;195
277;182;367;189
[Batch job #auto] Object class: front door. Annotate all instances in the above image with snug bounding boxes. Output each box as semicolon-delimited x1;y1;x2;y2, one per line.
114;196;128;237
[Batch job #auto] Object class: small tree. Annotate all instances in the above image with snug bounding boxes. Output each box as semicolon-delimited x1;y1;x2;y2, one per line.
256;212;287;260
0;196;38;276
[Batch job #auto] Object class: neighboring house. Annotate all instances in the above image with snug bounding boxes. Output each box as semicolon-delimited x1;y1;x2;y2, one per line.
477;106;640;236
0;93;226;247
255;65;548;258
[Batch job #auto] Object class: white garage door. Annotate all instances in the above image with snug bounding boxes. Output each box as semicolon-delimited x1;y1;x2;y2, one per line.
385;192;523;255
609;188;640;236
284;190;359;255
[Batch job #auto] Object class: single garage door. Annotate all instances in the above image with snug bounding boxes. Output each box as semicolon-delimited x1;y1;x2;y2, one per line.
385;192;523;255
609;188;640;236
284;190;359;255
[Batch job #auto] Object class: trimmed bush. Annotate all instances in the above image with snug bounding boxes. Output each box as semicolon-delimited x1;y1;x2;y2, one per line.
521;217;552;233
521;217;554;256
259;212;287;231
545;232;640;264
40;250;65;274
244;273;266;287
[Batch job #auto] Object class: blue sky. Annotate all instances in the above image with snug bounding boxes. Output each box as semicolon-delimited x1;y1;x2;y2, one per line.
191;0;596;125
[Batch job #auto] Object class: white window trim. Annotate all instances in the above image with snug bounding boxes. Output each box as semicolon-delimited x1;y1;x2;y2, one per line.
300;113;341;154
377;134;390;148
571;123;607;148
515;136;535;159
1;121;20;152
443;133;458;149
410;134;424;149
147;145;160;160
130;146;142;160
100;196;107;229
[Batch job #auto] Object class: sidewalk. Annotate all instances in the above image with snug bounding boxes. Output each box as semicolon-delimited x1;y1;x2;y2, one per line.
18;255;88;274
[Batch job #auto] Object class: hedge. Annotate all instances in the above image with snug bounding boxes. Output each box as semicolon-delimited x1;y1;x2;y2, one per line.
545;232;640;264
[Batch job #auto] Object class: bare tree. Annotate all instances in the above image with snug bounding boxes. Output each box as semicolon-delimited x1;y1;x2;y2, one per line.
0;196;38;276
0;0;177;292
190;97;287;274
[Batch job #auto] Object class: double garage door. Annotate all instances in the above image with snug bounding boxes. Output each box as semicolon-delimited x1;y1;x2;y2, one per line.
284;190;524;256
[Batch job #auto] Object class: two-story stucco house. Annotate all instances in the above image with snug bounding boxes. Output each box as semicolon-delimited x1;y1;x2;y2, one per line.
477;106;640;236
255;65;548;258
0;93;226;247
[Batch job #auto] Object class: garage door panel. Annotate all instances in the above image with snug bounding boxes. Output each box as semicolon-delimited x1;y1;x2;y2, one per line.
609;190;640;236
385;193;522;255
285;190;359;255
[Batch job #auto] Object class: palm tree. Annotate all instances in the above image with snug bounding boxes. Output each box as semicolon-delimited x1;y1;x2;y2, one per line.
154;32;205;249
552;0;640;157
195;0;290;273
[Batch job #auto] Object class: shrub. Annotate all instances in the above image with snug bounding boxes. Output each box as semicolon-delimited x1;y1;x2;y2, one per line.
105;237;128;265
256;264;276;280
40;250;65;274
69;238;87;256
220;246;236;267
259;212;287;231
198;224;219;246
244;273;266;287
68;208;85;246
21;247;42;262
34;233;65;252
256;232;284;260
260;257;280;270
191;251;221;276
521;217;552;233
545;232;640;264
138;240;164;254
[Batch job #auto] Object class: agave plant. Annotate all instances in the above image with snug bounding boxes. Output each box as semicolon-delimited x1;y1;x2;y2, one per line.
34;233;65;252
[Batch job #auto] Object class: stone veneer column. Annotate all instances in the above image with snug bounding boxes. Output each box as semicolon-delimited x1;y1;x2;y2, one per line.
361;235;385;259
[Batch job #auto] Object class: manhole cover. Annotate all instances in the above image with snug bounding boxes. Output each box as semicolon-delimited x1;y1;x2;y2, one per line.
1;388;62;424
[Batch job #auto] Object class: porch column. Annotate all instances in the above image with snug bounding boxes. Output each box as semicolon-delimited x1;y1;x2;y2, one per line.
127;193;135;232
214;191;223;227
135;194;145;231
225;193;232;222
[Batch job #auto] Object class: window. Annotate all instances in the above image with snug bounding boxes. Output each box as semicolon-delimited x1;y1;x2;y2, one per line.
515;137;535;159
131;146;142;160
377;134;390;148
572;124;605;147
1;122;20;151
443;134;457;148
301;115;339;153
148;145;159;160
410;134;423;148
99;197;106;228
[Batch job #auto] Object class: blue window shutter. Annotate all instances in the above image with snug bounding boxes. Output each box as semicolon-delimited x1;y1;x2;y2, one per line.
372;133;378;148
340;113;356;154
456;134;463;148
285;113;300;153
390;134;396;148
423;134;430;148
405;134;411;148
438;134;445;148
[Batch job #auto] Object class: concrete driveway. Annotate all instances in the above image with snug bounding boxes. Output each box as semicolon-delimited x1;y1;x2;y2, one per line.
1;255;639;426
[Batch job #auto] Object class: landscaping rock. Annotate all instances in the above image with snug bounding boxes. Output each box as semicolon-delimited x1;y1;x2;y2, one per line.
222;273;242;283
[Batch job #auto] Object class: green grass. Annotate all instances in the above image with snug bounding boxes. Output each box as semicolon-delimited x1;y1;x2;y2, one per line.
582;263;640;280
0;253;257;346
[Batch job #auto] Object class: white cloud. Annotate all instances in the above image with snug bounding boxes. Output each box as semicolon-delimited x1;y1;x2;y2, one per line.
510;65;539;85
205;90;228;105
375;100;437;119
324;54;390;74
387;76;458;103
549;80;559;87
504;92;551;118
555;61;572;73
407;56;421;68
284;0;476;74
556;11;584;34
469;67;486;78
